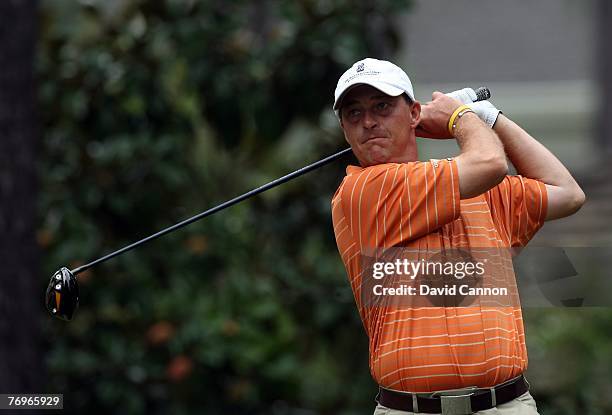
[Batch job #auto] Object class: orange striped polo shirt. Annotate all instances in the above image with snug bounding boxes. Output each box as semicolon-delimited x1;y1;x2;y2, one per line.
331;159;547;392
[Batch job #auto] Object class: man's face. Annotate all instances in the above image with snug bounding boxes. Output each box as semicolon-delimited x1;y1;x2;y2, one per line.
339;85;421;167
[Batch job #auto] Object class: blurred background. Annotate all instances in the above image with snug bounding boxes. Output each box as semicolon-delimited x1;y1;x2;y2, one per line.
1;0;611;414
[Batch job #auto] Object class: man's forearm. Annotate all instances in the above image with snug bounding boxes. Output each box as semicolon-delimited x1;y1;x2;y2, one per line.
493;114;585;220
493;114;576;188
454;112;508;199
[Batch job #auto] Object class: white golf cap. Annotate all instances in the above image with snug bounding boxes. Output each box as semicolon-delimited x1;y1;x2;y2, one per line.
333;58;415;112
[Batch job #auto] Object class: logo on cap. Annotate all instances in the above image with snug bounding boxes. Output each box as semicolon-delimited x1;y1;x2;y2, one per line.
356;62;365;72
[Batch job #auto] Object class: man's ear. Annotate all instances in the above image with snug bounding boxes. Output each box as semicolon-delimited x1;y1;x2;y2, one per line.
409;101;421;128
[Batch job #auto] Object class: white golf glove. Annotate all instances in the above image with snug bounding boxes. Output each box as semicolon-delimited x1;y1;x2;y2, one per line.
446;87;477;104
446;87;501;128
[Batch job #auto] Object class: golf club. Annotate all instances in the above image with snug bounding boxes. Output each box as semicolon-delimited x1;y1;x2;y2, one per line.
46;147;352;320
46;87;491;321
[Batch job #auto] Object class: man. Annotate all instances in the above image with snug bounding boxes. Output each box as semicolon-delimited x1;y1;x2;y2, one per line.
330;58;585;415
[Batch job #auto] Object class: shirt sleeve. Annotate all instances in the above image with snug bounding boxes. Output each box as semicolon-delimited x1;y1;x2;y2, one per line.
485;175;548;246
339;159;461;249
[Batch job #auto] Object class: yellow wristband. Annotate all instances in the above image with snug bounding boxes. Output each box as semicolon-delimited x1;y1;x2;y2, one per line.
447;104;474;135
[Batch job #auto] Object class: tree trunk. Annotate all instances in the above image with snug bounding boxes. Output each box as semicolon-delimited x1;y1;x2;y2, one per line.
0;0;44;394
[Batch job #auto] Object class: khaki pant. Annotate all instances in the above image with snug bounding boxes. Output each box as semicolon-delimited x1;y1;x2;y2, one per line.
373;391;539;415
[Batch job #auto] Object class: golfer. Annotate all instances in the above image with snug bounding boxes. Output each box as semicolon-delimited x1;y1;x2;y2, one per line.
331;58;585;415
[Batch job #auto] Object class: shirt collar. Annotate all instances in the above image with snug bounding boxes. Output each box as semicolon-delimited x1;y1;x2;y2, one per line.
346;165;363;176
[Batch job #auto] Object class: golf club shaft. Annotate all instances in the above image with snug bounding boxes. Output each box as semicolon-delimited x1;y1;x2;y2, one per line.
71;147;353;275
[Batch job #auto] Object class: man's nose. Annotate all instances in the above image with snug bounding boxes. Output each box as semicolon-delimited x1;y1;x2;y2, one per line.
362;110;378;129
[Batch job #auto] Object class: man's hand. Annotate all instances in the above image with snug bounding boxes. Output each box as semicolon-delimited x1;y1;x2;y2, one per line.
446;87;501;128
470;101;501;128
446;87;478;104
415;91;465;139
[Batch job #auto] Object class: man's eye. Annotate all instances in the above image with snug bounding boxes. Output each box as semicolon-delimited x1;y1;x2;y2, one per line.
347;109;360;117
376;102;390;111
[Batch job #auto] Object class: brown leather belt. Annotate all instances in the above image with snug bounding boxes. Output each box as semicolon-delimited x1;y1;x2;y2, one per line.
376;374;529;414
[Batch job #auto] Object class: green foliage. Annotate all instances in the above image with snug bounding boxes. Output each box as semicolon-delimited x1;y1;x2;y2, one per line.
38;0;411;413
39;2;612;414
523;308;612;415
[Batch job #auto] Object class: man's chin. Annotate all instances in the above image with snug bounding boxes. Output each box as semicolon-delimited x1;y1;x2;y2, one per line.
365;152;391;166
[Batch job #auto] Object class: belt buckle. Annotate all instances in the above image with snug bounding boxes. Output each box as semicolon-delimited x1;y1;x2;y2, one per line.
439;393;474;415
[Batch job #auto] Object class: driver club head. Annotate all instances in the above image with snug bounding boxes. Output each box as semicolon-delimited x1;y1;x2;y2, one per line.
46;267;79;321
